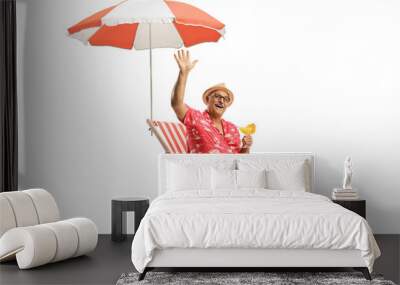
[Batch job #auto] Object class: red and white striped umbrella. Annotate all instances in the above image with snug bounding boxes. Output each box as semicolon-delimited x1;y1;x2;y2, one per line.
67;0;225;121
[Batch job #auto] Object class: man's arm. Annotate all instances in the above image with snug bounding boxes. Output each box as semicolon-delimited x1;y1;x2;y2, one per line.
240;148;250;154
240;135;253;153
171;50;198;122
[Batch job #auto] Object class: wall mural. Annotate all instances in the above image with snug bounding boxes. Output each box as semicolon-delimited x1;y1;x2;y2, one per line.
67;0;254;154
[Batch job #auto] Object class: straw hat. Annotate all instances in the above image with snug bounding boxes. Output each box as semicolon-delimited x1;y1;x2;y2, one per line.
202;83;234;107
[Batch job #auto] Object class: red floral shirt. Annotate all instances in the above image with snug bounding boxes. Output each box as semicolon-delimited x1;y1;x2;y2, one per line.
183;106;241;154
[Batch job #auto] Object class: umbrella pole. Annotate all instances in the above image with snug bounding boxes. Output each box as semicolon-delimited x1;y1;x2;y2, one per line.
149;23;153;135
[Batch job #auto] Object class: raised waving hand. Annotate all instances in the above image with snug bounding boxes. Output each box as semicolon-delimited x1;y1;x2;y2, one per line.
174;49;198;75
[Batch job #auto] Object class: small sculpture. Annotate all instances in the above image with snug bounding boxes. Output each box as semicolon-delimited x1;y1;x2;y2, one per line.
342;156;353;190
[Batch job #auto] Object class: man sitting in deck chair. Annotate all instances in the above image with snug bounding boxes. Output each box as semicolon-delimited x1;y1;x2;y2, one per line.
171;50;253;154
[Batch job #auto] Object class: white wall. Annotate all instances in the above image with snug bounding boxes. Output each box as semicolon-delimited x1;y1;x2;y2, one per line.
17;0;400;233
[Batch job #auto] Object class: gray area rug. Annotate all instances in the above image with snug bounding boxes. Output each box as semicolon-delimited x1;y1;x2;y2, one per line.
116;272;396;285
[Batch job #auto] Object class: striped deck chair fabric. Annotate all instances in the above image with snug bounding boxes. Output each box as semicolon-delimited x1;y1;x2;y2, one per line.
147;119;188;153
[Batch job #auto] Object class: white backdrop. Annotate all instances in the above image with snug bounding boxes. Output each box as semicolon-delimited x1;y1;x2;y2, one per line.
16;0;400;233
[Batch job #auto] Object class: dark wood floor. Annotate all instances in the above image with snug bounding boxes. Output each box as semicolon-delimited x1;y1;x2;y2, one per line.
0;235;398;285
0;235;134;285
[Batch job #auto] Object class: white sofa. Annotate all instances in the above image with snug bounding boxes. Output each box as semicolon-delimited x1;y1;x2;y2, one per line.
0;188;98;269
